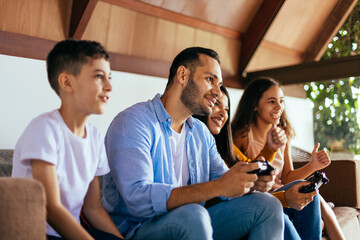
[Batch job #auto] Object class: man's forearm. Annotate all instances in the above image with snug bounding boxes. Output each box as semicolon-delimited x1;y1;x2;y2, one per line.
166;180;222;211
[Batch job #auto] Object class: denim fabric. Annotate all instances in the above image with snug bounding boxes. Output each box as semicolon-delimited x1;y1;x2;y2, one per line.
276;181;322;240
133;193;284;240
102;94;229;239
208;192;284;240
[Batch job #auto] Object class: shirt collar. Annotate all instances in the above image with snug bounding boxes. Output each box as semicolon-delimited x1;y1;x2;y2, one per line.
152;94;193;129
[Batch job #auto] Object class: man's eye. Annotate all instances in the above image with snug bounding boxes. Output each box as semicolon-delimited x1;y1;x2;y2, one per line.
96;74;103;79
207;77;213;82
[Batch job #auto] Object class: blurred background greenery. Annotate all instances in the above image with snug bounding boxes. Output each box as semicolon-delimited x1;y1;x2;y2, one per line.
304;1;360;154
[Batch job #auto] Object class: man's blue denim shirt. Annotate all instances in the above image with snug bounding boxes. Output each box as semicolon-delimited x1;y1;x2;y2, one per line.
102;94;229;239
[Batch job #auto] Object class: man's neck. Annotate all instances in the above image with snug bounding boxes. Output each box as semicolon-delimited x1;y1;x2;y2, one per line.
161;91;191;133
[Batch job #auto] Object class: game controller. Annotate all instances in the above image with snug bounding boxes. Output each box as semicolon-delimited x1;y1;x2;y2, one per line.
299;171;329;193
247;160;275;176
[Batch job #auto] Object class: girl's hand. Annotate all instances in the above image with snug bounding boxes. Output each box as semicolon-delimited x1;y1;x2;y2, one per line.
310;143;331;170
267;125;287;151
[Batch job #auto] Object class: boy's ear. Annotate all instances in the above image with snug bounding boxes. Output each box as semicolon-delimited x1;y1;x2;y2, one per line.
58;73;74;93
176;66;188;85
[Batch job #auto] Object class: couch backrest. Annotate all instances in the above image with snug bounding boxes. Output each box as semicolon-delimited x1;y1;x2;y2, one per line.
0;149;13;177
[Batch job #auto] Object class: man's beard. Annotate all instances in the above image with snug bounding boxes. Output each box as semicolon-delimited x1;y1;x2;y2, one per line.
180;75;211;116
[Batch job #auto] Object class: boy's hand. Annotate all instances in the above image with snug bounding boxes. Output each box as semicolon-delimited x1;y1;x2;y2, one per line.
310;143;330;170
284;182;318;210
217;162;259;197
267;125;287;151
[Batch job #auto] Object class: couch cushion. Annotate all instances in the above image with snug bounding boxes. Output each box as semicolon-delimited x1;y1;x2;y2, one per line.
333;206;360;240
0;177;46;239
0;149;13;177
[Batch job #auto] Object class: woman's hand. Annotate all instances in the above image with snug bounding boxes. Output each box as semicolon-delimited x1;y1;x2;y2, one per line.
266;125;287;151
284;182;318;210
309;143;331;170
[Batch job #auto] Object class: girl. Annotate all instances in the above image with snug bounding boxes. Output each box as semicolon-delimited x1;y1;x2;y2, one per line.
195;85;322;240
231;77;344;240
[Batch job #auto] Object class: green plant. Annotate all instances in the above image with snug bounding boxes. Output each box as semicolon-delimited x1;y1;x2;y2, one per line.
304;1;360;154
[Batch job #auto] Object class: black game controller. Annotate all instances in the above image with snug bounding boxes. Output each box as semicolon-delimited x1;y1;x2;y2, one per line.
299;171;329;193
247;160;275;176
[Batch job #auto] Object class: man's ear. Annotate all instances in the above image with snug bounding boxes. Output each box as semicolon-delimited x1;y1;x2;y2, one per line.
176;66;188;85
58;73;74;93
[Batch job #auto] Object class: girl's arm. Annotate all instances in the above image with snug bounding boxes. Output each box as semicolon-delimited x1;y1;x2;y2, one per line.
281;142;330;184
83;177;124;239
31;160;94;240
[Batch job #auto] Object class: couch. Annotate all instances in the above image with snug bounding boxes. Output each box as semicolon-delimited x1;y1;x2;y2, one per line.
1;148;360;239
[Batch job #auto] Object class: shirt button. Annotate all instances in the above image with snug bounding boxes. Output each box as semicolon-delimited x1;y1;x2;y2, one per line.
167;118;171;122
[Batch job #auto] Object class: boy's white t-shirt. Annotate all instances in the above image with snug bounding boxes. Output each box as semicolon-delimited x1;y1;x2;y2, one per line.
12;109;110;237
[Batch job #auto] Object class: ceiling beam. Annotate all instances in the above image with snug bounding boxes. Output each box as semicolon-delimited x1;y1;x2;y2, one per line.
246;54;360;85
0;30;242;88
238;0;285;75
69;0;99;39
0;31;56;60
101;0;241;39
302;0;358;61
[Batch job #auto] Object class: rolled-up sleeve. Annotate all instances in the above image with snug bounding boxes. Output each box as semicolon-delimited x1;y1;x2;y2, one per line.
105;111;174;218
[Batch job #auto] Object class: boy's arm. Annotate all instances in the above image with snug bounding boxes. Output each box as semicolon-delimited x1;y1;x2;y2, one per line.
83;176;124;239
31;160;94;240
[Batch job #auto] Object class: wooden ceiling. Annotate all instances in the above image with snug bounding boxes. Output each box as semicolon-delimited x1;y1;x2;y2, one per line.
0;0;358;88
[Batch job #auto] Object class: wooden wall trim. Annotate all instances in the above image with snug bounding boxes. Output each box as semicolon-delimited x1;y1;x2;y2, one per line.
101;0;241;39
69;0;99;39
0;31;56;60
238;0;285;75
303;0;357;61
246;54;360;85
0;31;245;88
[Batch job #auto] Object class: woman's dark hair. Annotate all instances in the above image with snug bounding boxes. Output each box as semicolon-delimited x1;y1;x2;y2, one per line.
231;77;294;139
194;86;237;167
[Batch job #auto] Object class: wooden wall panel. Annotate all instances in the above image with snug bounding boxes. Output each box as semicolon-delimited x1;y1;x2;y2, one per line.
246;42;301;72
0;0;5;30
265;0;338;52
151;19;176;62
39;0;72;40
83;4;241;76
1;0;71;41
194;29;213;49
131;12;157;59
2;0;43;36
107;5;135;54
82;1;111;47
173;24;196;56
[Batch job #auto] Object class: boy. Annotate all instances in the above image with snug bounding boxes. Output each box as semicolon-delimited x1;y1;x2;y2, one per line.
12;39;123;240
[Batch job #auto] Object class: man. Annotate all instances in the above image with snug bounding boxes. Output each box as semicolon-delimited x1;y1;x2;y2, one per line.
102;47;284;240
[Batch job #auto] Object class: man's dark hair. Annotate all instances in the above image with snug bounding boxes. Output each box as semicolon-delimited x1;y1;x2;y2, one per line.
166;47;220;89
46;39;110;96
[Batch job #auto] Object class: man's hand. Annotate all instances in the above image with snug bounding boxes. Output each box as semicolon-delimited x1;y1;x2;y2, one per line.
284;182;318;210
252;169;277;192
266;125;287;151
309;143;331;170
250;156;277;192
216;162;260;198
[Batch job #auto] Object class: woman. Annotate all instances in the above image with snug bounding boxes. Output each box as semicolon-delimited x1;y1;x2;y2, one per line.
231;77;344;240
195;85;323;240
